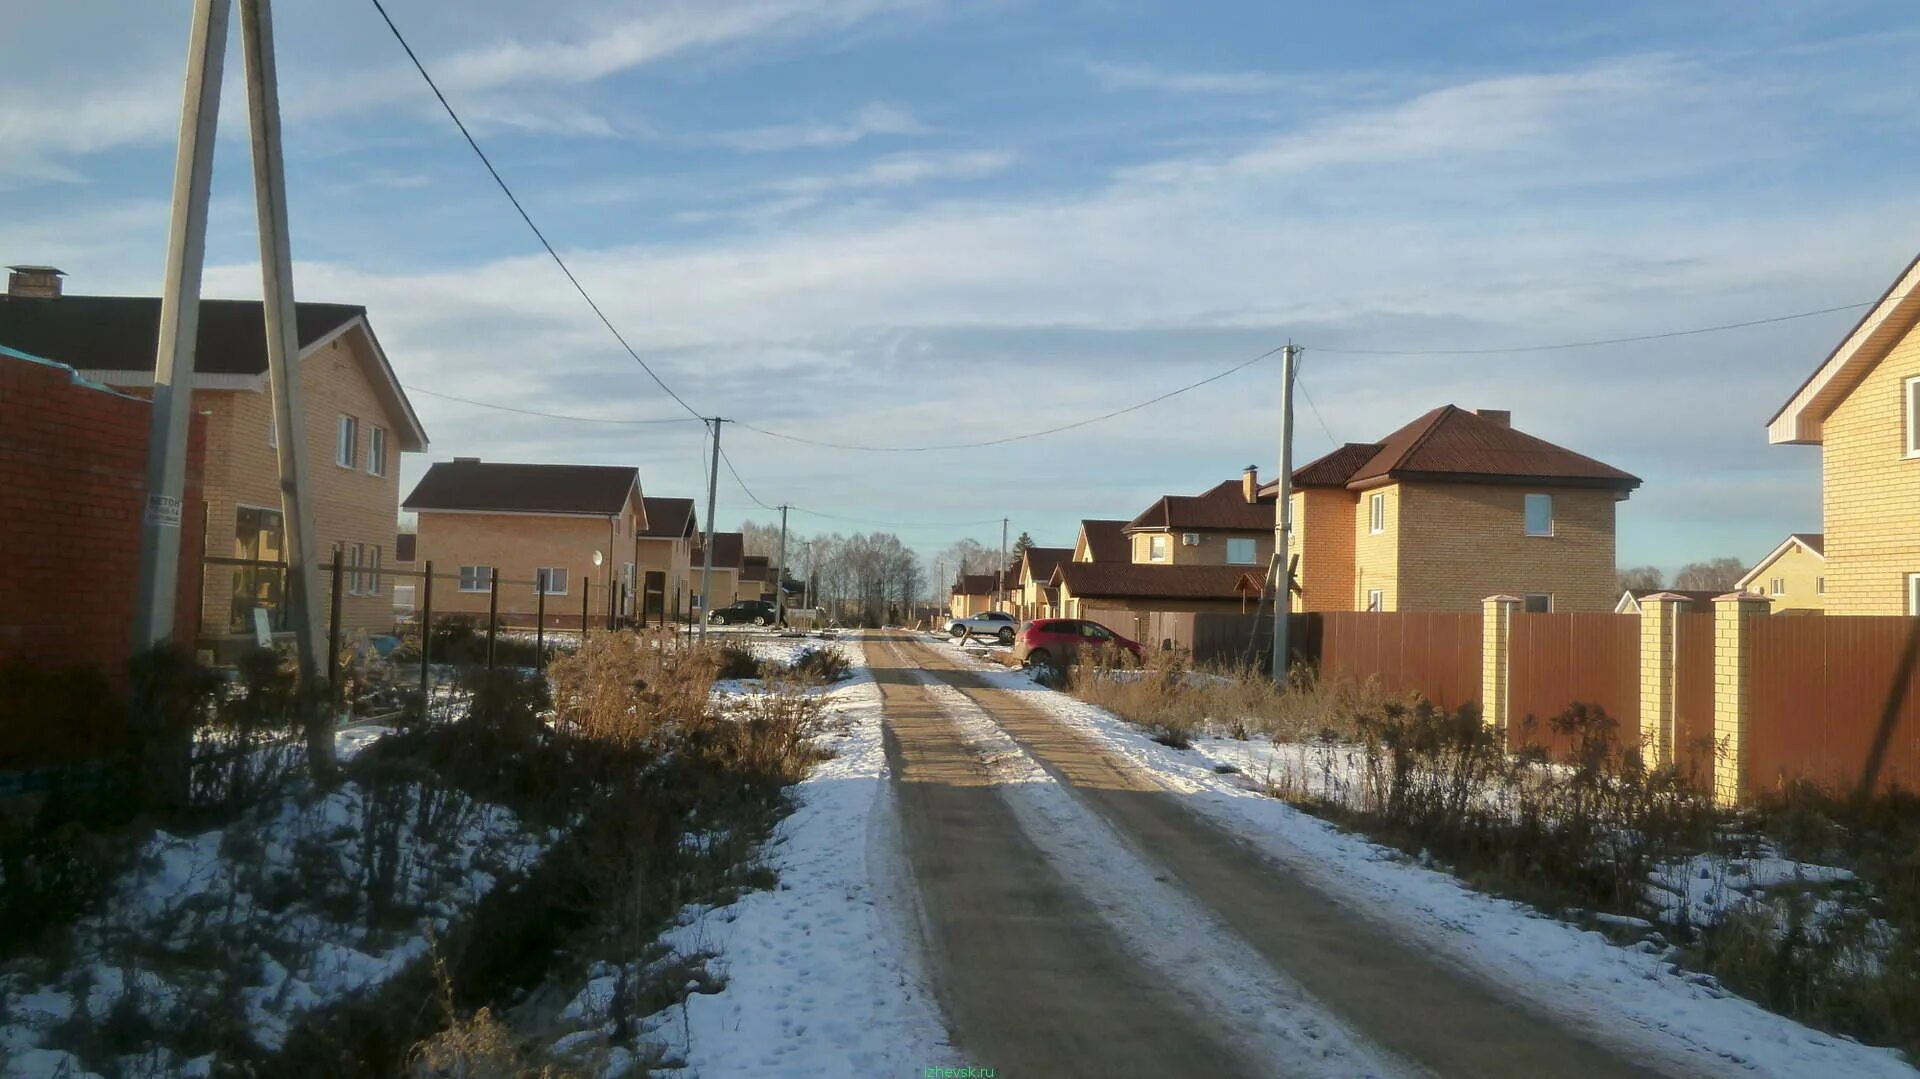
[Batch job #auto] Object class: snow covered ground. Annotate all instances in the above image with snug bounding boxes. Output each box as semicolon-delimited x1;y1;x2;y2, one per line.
543;635;950;1076
942;655;1916;1079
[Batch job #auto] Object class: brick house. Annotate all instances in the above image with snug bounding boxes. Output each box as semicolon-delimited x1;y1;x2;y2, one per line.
1071;519;1129;563
691;531;746;612
1012;546;1072;620
1767;253;1920;614
948;573;1000;619
1123;470;1274;568
635;496;697;624
0;267;428;645
742;555;771;601
1050;562;1265;642
403;459;647;628
1267;405;1639;613
1736;534;1825;613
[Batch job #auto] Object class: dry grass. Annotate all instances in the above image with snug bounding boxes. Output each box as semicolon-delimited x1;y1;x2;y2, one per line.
1063;650;1393;748
545;630;720;749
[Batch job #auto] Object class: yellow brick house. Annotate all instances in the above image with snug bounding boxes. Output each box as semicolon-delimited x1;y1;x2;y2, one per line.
1737;534;1826;613
1769;254;1920;614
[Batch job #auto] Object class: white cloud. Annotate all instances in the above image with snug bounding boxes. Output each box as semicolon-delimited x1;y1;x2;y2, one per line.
772;149;1013;195
712;102;928;152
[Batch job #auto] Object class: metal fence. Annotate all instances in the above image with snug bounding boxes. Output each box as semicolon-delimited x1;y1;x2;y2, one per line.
1748;615;1920;797
1505;613;1641;756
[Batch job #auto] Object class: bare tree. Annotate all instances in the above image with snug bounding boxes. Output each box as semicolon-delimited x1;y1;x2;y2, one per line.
937;538;999;578
1673;557;1747;592
1618;565;1663;592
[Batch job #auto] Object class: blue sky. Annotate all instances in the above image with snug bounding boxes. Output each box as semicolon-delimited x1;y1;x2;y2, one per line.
5;1;1919;574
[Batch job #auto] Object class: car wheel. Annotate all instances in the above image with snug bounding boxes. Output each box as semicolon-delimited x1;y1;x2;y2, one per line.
997;627;1015;645
708;612;725;625
752;615;768;626
950;624;966;638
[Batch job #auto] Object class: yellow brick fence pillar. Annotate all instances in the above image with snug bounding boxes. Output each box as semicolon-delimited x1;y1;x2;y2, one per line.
1481;594;1523;733
1636;593;1688;767
1711;592;1772;806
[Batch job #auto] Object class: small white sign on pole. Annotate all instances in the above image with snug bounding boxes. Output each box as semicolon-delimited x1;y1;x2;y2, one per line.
252;607;273;648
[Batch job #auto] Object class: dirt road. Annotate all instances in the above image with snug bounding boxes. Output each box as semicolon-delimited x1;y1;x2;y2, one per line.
872;630;1674;1079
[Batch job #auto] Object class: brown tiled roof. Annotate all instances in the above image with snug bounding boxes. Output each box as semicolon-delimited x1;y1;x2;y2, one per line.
1269;406;1638;492
741;555;769;582
1078;519;1130;562
1126;480;1271;533
404;460;639;516
0;294;364;376
693;531;745;570
951;572;999;597
639;496;696;539
1791;532;1825;556
1052;562;1266;601
1021;546;1072;582
1626;589;1721;607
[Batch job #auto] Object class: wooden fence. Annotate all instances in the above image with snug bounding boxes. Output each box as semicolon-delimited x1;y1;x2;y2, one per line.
1747;615;1920;797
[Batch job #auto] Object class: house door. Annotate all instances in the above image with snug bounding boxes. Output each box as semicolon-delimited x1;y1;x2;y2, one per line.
644;571;667;623
231;505;288;632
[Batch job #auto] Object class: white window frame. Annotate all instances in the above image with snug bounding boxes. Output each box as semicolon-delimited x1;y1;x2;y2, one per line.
366;425;387;477
336;414;358;469
1149;534;1169;562
535;567;570;596
367;545;381;596
1225;537;1257;565
393;584;416;610
1366;589;1385;612
1769;577;1786;596
1906;376;1920;458
1908;574;1920;617
1368;492;1385;535
1815;576;1826;595
346;543;364;596
1524;493;1554;537
1523;593;1552;613
459;565;493;593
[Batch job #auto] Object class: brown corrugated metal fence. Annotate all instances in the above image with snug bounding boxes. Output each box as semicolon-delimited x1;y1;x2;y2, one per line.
1747;616;1920;797
1315;612;1482;710
1505;613;1639;756
1673;612;1716;780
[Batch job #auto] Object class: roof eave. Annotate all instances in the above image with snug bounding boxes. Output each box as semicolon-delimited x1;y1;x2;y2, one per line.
1768;254;1920;446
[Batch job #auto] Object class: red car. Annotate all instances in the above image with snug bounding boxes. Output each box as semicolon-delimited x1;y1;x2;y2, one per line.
1013;618;1144;671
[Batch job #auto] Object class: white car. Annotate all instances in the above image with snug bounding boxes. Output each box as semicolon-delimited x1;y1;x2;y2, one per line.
948;610;1019;644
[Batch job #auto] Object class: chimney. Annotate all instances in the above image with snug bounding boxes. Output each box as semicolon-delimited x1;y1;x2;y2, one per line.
1242;464;1259;504
453;456;481;464
1475;408;1511;428
6;265;65;299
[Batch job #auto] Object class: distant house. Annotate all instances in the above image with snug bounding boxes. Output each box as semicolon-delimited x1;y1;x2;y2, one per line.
1614;589;1723;615
0;266;428;644
635;496;697;624
741;555;771;601
1124;468;1273;568
1014;546;1072;620
1050;562;1264;642
403;459;646;628
691;531;746;611
1767;253;1920;613
1268;406;1640;613
1736;533;1826;613
1071;519;1129;563
949;573;1000;619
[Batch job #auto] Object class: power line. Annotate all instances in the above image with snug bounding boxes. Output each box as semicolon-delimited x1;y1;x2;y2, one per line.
716;442;776;512
367;0;703;420
1295;373;1340;448
405;385;700;425
1308;300;1875;357
735;344;1288;452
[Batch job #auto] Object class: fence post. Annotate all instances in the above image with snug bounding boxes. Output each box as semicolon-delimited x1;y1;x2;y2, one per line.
1480;595;1522;734
536;572;546;667
485;571;499;678
328;549;344;712
1711;592;1771;806
581;581;591;639
1637;593;1687;766
419;559;433;700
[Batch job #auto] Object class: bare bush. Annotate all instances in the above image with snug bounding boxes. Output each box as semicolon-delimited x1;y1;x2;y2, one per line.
546;631;718;749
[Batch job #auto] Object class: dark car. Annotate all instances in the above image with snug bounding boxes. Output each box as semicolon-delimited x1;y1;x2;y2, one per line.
708;600;779;626
1012;618;1144;672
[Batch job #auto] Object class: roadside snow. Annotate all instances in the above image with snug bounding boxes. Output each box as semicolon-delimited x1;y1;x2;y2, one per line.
976;664;1916;1079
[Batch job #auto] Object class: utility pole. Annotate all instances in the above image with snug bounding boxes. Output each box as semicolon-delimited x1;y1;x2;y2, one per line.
697;417;723;641
134;0;229;653
1270;343;1299;683
998;517;1009;609
937;558;945;622
774;504;789;627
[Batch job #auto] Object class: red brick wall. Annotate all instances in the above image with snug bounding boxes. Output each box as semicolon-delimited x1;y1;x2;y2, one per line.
0;353;206;680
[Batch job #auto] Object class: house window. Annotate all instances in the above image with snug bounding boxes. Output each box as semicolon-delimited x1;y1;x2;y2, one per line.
1524;593;1552;613
1369;492;1385;534
231;505;286;632
1909;574;1920;617
366;545;381;596
1770;578;1786;596
1816;577;1826;595
1906;376;1920;458
346;543;364;596
536;567;569;595
366;426;387;477
1149;535;1169;562
459;565;493;593
1524;494;1554;537
336;415;358;468
394;584;416;611
1226;537;1257;565
1366;589;1385;612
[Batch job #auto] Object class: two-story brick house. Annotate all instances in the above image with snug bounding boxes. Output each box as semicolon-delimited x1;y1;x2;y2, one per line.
635;496;697;625
1071;519;1130;563
403;459;648;628
0;267;427;646
1267;405;1640;613
1768;253;1920;614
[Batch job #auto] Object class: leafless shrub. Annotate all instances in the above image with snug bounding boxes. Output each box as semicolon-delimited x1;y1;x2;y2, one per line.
546;631;719;749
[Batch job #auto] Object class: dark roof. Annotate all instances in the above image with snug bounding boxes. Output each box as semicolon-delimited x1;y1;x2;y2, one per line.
951;573;999;596
741;555;770;582
639;497;696;539
1791;532;1825;556
0;294;365;375
1126;480;1272;533
1077;520;1130;562
1625;589;1722;606
694;531;745;570
1052;562;1266;601
1274;406;1638;493
403;460;639;516
1021;546;1072;582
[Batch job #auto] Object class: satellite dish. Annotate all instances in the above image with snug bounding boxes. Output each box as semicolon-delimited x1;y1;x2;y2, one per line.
592;549;604;566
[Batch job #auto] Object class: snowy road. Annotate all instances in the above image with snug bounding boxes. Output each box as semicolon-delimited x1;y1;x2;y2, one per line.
873;631;1672;1079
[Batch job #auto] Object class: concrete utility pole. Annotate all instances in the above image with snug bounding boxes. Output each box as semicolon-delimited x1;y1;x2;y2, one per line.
998;517;1009;609
697;417;723;641
239;0;325;695
1270;343;1299;683
134;0;230;653
774;504;789;627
